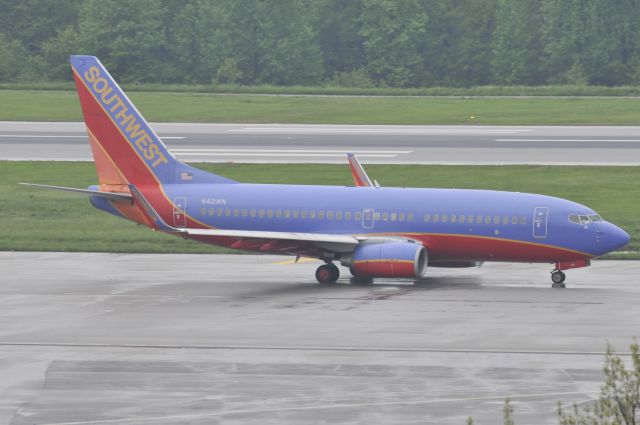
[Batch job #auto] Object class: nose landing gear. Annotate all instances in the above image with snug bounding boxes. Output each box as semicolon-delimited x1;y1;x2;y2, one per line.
551;269;566;288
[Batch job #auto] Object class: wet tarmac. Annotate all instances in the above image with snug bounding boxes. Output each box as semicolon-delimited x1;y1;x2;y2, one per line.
1;252;639;424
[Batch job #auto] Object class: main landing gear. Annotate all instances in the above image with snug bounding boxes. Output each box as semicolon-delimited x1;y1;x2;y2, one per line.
551;269;566;288
316;263;340;284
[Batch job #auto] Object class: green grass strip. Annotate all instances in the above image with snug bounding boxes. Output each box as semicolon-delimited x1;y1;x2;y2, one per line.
2;90;640;124
0;161;636;258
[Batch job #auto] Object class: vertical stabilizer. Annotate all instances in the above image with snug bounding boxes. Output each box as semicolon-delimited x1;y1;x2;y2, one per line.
70;55;236;187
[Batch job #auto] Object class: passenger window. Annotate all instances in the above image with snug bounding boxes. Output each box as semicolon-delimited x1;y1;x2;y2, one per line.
225;208;231;217
242;209;248;217
267;209;274;218
209;208;215;216
345;211;352;220
233;208;239;217
336;211;342;220
275;209;282;218
217;208;224;216
442;214;448;223
301;210;308;219
259;209;265;218
424;213;431;222
459;214;465;224
433;214;440;223
468;215;474;224
519;216;527;225
382;212;389;221
493;216;500;225
511;216;518;225
250;209;256;217
310;211;316;219
318;211;325;219
293;210;299;219
450;215;457;223
200;208;206;216
391;212;397;222
284;210;291;218
355;212;362;220
484;216;491;224
407;212;413;221
327;211;334;220
476;215;482;224
399;213;406;222
374;212;381;220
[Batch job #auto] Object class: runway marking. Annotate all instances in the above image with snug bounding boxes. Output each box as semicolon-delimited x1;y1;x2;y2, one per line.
0;342;632;356
0;135;184;139
39;390;595;425
273;257;319;265
496;138;640;143
232;127;533;134
170;149;412;154
172;153;398;157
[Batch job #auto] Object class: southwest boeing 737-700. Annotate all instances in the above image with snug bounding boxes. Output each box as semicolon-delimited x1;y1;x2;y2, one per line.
23;56;630;288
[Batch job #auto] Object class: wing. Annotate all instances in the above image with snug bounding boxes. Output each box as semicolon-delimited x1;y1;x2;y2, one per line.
347;153;380;188
128;185;361;257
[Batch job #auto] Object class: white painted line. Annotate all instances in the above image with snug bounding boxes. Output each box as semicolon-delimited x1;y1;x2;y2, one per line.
0;135;86;138
170;149;412;154
173;153;397;157
0;135;184;139
39;390;595;425
496;138;640;142
232;128;532;134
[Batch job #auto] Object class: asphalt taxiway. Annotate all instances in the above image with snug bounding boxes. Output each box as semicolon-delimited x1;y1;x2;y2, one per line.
2;252;639;424
3;122;640;165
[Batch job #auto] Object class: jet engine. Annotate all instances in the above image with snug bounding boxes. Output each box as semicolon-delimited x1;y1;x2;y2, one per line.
341;242;427;278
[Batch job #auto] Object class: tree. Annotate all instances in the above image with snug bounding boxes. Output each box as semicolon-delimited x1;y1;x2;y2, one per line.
218;0;323;85
315;0;366;79
359;0;429;87
73;0;170;83
492;0;545;85
558;340;640;425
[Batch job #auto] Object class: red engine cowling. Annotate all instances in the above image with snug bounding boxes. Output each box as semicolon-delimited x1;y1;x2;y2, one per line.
343;243;428;278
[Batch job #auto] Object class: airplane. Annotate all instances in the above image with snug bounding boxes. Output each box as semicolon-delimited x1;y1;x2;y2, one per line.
23;55;630;288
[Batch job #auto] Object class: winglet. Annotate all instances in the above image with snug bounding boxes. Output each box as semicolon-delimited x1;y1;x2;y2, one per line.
347;153;378;187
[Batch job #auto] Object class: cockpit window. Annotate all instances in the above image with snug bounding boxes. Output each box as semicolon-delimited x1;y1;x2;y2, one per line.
569;214;602;225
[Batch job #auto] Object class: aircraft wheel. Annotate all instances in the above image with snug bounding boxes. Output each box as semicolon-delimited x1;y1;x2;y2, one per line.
551;270;566;287
316;264;339;284
349;267;374;285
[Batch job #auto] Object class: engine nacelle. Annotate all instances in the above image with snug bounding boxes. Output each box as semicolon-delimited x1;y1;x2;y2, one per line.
342;242;428;278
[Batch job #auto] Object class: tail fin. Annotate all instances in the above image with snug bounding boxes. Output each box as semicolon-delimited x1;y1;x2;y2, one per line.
70;55;235;188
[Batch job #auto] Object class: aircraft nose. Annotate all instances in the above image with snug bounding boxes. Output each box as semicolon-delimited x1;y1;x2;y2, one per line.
607;223;630;252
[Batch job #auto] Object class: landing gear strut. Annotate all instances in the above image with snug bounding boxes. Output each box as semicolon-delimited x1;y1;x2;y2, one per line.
316;263;340;284
551;270;566;288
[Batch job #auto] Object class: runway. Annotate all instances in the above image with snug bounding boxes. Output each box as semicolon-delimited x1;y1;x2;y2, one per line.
2;252;639;424
3;121;640;165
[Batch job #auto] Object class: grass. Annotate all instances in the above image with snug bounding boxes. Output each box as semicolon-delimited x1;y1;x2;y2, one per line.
2;90;640;124
5;81;640;97
0;161;637;258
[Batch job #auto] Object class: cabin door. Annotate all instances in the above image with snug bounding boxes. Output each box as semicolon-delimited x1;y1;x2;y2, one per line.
533;206;549;238
173;197;187;228
362;208;375;229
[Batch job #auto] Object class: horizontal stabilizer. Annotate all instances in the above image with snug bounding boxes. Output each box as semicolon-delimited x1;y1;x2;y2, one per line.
20;183;132;201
